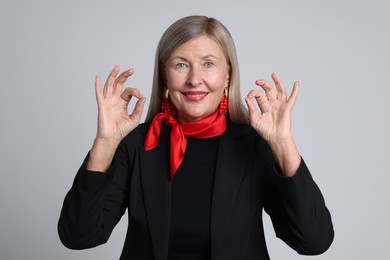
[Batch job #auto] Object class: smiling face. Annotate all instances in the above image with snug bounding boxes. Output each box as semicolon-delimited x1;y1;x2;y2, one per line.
165;35;230;123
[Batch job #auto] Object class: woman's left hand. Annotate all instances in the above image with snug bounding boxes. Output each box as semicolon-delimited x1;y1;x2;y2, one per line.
245;73;300;176
245;73;298;144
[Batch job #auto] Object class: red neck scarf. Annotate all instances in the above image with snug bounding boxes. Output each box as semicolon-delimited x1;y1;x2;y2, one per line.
144;110;226;179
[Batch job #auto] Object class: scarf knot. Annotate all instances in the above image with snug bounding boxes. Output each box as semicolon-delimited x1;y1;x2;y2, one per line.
144;110;226;179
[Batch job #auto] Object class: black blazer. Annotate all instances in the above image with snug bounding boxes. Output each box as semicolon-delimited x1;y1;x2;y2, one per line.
58;120;334;260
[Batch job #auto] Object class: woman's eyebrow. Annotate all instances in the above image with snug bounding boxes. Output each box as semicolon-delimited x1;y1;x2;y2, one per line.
202;54;219;60
169;56;189;62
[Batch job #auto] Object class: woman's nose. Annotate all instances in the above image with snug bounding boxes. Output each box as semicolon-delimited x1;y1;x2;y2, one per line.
186;67;203;86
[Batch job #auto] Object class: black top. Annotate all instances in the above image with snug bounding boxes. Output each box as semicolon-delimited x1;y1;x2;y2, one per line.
58;121;334;259
168;137;219;260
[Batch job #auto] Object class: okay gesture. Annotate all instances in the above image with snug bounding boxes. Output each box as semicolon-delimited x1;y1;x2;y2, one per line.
245;73;300;177
245;73;298;144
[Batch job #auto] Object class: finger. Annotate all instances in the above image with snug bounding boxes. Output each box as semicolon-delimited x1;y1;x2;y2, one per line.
130;97;146;121
113;69;134;96
120;87;143;103
103;65;120;97
245;97;264;131
244;97;258;118
271;73;287;100
255;79;277;101
287;81;299;108
247;89;270;113
95;75;103;104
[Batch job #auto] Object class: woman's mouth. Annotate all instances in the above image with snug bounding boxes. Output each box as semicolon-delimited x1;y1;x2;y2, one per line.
181;91;208;102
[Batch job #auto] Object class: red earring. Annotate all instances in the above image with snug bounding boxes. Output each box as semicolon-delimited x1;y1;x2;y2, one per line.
161;88;176;115
218;88;229;115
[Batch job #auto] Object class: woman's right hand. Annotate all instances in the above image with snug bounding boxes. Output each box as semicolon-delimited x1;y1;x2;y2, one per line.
95;65;145;143
87;66;146;172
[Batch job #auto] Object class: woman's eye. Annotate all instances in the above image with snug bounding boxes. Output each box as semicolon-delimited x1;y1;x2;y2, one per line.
204;62;214;68
176;63;186;69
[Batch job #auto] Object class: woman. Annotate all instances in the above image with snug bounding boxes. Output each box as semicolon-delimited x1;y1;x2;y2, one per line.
58;15;334;259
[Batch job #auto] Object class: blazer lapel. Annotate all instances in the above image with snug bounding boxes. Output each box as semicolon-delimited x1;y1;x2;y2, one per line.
210;122;252;258
140;126;172;260
138;122;253;259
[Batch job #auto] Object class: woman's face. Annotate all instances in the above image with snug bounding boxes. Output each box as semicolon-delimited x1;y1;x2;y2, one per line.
165;35;230;123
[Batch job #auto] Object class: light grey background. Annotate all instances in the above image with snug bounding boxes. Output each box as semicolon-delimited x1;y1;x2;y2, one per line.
1;0;389;259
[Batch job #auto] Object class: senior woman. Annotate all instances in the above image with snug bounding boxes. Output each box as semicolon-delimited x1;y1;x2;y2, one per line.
58;15;334;259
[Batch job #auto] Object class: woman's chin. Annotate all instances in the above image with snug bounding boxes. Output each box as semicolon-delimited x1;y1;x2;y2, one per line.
177;111;208;123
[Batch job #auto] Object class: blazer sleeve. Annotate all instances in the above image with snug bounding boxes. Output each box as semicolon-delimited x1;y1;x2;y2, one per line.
263;150;334;255
58;139;132;250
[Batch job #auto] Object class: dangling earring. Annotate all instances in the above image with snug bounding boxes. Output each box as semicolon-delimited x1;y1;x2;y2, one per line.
218;88;229;115
161;88;176;115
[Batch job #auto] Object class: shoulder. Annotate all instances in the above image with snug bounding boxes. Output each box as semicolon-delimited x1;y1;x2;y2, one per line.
226;118;262;142
120;122;151;148
225;118;270;154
